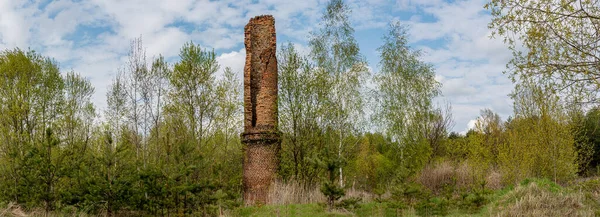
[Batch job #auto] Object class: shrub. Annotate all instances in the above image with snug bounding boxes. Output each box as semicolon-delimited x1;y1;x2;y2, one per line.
337;197;362;210
458;188;490;212
390;181;430;209
417;160;455;195
416;197;449;216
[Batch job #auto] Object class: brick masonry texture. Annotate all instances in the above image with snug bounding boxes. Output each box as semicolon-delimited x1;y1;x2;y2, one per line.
241;15;281;206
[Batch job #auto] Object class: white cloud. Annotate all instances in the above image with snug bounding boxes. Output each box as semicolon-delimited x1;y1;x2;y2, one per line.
442;78;477;96
460;119;478;134
0;1;34;48
216;48;246;81
392;0;516;132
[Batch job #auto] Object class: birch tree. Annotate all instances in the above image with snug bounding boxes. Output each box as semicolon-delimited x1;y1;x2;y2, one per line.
309;0;368;187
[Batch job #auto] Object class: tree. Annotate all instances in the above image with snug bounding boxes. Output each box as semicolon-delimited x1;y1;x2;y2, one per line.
215;67;241;151
309;0;368;188
486;0;600;104
168;41;219;149
123;37;150;162
572;107;600;174
57;71;96;210
501;79;577;183
146;55;170;164
474;108;504;165
427;103;455;158
352;134;394;193
0;49;65;208
374;21;441;178
106;70;127;148
318;147;346;210
278;43;329;183
212;67;243;188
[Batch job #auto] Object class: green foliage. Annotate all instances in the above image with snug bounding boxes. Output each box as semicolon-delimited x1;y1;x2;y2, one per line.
572;107;600;175
352;134;394;193
374;21;441;141
416;196;449;216
457;188;490;212
465;129;493;178
374;21;442;183
0;39;243;216
0;48;68;210
337;197;362;210
316;150;346;210
501;81;578;184
486;0;600;104
278;42;327;184
309;0;368;189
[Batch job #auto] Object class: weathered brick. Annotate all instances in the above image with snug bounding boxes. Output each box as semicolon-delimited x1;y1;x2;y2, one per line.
241;15;280;206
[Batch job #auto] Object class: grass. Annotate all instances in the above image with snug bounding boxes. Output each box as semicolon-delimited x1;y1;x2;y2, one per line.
484;179;592;216
230;203;347;217
227;202;418;217
0;202;94;217
3;178;598;216
230;178;598;217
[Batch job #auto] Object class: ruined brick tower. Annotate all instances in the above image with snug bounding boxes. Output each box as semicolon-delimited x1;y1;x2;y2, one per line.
241;15;280;206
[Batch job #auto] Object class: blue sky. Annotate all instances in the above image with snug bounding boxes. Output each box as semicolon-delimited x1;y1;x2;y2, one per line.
0;0;514;133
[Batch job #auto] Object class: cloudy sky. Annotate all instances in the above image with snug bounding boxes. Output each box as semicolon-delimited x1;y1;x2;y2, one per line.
0;0;514;133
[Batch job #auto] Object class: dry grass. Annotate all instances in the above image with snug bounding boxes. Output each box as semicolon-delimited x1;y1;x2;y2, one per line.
344;187;373;202
267;179;373;205
0;203;27;217
418;160;504;194
489;182;593;217
267;179;325;205
455;161;475;189
0;202;97;217
485;168;502;190
418;160;456;194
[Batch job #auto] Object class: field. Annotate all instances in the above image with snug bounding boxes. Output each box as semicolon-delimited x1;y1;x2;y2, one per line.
228;178;600;217
3;178;598;217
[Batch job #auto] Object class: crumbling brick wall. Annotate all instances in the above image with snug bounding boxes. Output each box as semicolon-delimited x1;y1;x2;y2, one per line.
241;15;280;206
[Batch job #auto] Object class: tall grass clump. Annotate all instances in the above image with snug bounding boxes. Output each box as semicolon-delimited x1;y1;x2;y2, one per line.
488;179;592;216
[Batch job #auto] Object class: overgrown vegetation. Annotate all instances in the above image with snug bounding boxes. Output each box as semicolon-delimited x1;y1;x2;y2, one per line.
1;0;600;216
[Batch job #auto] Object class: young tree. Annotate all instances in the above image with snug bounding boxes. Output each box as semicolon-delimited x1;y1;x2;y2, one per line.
106;70;128;148
374;21;441;177
427;103;455;158
278;43;328;183
501;79;578;183
212;67;243;185
572;107;600;174
57;71;96;210
169;42;219;149
309;0;368;188
215;67;242;152
145;55;170;166
124;37;150;162
0;49;65;208
62;71;95;149
474;108;504;165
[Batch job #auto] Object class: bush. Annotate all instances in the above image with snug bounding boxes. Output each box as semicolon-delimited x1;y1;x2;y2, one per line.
417;161;455;195
458;188;490;212
416;197;449;216
337;197;362;210
320;181;345;209
389;181;430;209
